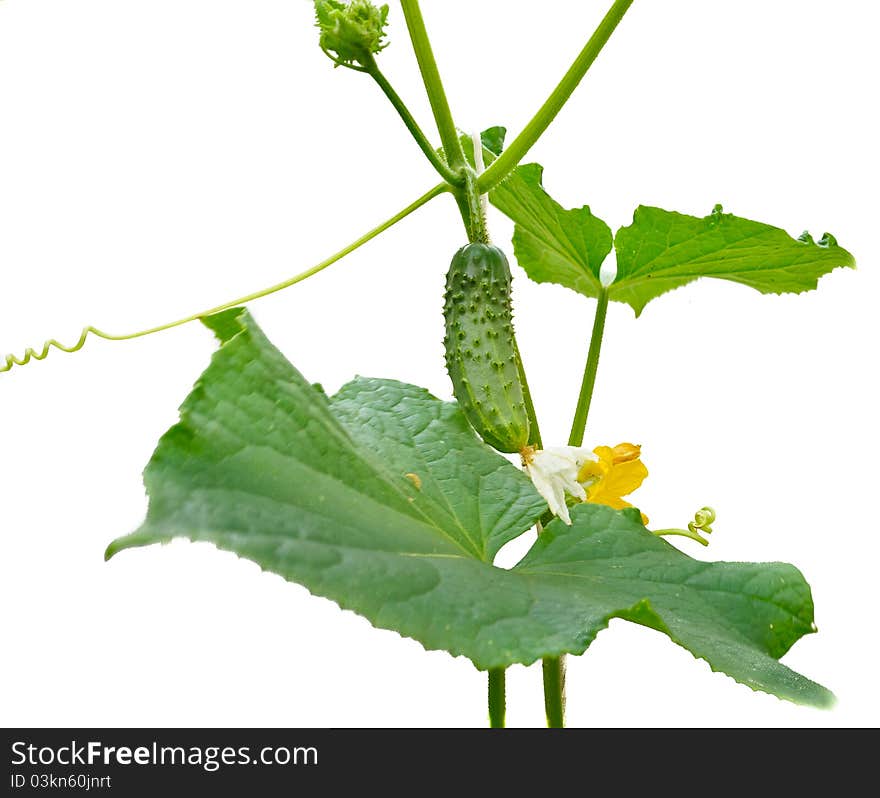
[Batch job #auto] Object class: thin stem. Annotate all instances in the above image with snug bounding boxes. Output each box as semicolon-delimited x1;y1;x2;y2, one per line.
2;182;449;372
478;0;635;193
532;8;634;727
652;528;710;546
398;0;474;233
115;182;448;336
541;290;612;726
363;56;461;185
513;337;542;449
488;669;506;728
471;132;490;221
543;657;566;728
518;314;561;730
516;301;562;727
399;0;466;174
462;168;489;243
112;182;448;337
568;288;609;447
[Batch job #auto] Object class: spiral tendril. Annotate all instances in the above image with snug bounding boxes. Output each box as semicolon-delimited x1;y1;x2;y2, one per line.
1;327;115;373
653;506;717;547
1;181;447;376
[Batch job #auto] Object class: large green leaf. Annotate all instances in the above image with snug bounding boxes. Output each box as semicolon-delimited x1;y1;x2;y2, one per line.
107;308;832;707
612;205;855;315
490;164;854;316
489;163;613;296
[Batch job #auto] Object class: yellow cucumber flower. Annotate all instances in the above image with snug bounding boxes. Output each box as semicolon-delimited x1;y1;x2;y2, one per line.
523;442;648;525
577;443;649;521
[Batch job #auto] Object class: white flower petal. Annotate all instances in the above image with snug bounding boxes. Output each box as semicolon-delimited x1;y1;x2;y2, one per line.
554;497;573;526
561;474;587;502
524;445;597;525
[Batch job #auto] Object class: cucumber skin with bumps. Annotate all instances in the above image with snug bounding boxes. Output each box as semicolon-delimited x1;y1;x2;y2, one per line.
443;243;530;453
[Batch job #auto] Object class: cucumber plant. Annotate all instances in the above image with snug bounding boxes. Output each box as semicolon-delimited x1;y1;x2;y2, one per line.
2;0;856;727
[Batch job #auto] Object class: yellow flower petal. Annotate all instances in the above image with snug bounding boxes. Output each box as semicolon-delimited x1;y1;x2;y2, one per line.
592;446;616;466
590;494;632;511
588;458;648;500
610;442;641;464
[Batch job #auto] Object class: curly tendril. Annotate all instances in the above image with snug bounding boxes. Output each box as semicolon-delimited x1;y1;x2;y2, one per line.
1;182;447;375
653;506;717;547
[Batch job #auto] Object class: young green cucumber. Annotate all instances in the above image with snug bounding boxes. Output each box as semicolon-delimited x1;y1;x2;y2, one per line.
443;243;530;453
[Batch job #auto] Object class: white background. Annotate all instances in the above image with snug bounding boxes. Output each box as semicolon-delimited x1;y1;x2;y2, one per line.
1;0;878;728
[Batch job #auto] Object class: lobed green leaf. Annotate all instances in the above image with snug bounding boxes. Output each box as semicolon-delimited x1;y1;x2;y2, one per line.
107;309;832;707
489;163;613;296
612;204;855;315
491;163;854;315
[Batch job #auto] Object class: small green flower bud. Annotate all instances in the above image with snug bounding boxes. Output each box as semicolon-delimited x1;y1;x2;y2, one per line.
314;0;389;69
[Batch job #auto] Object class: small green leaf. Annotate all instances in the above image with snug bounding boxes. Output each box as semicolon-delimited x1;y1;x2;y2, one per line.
611;204;856;315
489;163;613;296
201;307;250;343
471;126;506;162
107;309;832;707
438;127;506;171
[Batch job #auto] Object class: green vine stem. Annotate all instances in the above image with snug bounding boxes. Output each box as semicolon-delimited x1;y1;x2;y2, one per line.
569;287;609;447
478;0;636;193
543;657;566;728
514;287;560;729
488;668;506;728
541;287;611;727
399;0;465;173
361;55;462;186
462;168;489;244
513;338;543;450
398;0;475;231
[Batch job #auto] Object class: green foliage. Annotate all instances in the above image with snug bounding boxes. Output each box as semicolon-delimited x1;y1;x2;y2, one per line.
490;163;613;295
492;164;855;315
314;0;389;68
107;309;832;707
613;204;855;315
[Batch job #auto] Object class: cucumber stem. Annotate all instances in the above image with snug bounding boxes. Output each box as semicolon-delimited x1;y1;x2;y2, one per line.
363;56;462;186
541;288;611;728
399;0;466;174
569;287;610;447
463;168;489;244
543;656;566;728
488;668;506;728
399;1;479;233
479;0;636;193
